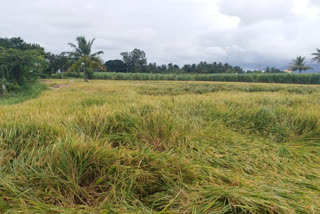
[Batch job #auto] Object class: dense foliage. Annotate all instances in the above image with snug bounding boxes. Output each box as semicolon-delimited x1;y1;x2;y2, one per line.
104;59;246;74
120;49;147;73
43;53;70;78
104;59;127;73
0;37;47;95
0;37;43;50
105;48;246;74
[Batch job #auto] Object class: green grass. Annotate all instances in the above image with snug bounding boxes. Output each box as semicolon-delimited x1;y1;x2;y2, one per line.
0;81;48;105
66;72;320;84
0;79;319;213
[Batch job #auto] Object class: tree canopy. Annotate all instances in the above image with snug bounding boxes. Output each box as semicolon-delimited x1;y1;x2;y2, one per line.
0;37;43;51
105;60;127;73
121;49;147;73
63;36;105;82
311;49;320;64
289;56;312;73
43;53;70;77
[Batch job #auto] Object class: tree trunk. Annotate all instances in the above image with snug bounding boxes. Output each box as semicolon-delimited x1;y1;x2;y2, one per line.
84;66;88;82
2;83;7;97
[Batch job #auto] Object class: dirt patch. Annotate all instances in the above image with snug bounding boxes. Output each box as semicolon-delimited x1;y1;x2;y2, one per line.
52;84;69;89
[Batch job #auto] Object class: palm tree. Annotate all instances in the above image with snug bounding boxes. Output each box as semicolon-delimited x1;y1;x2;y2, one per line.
63;36;105;82
311;49;320;63
289;56;312;73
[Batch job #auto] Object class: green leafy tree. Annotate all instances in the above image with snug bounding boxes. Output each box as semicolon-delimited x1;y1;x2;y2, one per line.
311;49;320;63
44;53;70;77
120;49;147;73
0;37;47;95
104;60;127;73
0;47;47;86
289;56;312;73
63;36;105;82
0;37;43;51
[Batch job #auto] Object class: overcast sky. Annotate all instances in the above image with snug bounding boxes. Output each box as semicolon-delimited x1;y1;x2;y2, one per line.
1;0;319;68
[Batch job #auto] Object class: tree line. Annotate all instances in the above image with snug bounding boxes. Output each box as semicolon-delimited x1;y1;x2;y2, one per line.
1;36;320;89
107;49;245;74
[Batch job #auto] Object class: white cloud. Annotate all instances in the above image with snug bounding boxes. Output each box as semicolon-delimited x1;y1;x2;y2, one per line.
218;0;294;24
292;0;320;17
0;0;319;68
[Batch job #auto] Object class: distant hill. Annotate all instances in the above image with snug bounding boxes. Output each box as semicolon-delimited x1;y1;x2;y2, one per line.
309;64;320;73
